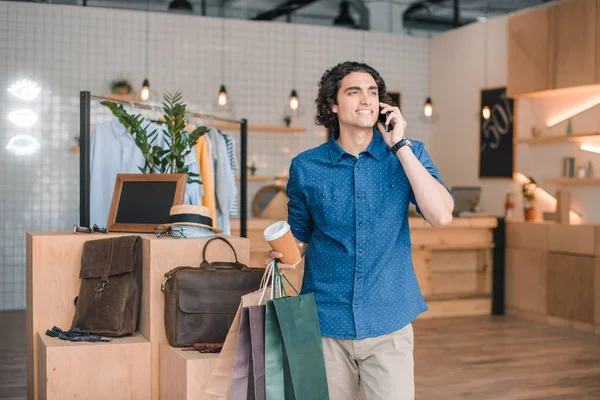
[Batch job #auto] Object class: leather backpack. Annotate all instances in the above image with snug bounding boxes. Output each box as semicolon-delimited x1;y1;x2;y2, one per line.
162;236;265;347
71;235;142;336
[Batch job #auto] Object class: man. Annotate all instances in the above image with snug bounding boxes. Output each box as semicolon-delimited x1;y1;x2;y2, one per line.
265;61;454;399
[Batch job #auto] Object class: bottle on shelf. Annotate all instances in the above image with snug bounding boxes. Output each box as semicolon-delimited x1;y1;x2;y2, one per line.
586;161;594;178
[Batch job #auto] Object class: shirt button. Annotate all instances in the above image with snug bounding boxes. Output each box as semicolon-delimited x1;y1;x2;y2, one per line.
359;249;363;253
358;222;363;227
354;304;359;308
356;166;360;170
320;193;325;197
389;184;394;188
357;195;361;199
357;277;361;281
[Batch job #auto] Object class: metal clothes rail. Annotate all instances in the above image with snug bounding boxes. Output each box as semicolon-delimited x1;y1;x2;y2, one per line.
79;91;249;237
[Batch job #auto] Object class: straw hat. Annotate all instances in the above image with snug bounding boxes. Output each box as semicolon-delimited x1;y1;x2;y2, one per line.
166;205;222;233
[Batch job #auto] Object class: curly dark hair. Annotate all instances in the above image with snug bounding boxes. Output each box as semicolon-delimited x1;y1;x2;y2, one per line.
315;61;389;134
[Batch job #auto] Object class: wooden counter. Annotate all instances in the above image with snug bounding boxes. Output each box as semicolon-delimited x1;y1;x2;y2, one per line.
505;220;600;334
232;216;499;319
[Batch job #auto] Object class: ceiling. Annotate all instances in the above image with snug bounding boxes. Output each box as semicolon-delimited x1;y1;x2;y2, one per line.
45;0;558;33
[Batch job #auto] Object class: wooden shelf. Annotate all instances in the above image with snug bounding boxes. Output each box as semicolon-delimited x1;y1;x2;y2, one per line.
514;132;600;144
545;177;600;185
212;123;306;133
235;175;289;182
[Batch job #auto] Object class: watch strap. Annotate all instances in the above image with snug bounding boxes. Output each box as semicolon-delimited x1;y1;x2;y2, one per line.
391;137;412;154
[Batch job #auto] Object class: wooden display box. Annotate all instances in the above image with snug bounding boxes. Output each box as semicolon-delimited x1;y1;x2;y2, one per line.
159;343;219;400
38;332;151;400
27;232;251;400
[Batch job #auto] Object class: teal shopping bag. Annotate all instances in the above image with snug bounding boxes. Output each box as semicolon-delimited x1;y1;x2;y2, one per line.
266;262;329;400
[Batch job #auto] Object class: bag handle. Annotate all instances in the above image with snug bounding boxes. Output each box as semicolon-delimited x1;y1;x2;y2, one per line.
199;236;250;272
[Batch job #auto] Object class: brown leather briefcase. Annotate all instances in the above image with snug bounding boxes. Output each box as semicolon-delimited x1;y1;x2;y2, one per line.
162;236;265;347
71;235;142;337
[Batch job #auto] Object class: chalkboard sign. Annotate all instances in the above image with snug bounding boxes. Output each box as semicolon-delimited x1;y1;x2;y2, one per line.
479;87;514;178
107;174;187;233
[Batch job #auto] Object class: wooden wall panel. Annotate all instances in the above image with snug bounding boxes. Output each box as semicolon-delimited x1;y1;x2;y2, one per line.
549;0;597;89
506;222;548;251
505;249;547;315
547;224;596;255
547;253;595;324
507;7;551;96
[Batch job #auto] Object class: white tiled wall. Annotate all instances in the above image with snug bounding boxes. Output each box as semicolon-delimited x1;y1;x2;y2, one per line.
0;1;429;309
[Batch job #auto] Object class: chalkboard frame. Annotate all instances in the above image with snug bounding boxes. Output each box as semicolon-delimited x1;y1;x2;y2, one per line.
107;173;187;233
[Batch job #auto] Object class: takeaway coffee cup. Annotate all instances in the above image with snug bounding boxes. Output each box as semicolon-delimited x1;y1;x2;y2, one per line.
263;221;302;266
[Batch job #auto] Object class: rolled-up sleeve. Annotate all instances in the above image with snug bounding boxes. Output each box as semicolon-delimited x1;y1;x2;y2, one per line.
409;141;453;216
286;160;313;243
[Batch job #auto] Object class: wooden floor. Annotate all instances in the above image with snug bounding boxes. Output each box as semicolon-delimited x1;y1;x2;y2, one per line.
2;312;599;400
0;311;26;400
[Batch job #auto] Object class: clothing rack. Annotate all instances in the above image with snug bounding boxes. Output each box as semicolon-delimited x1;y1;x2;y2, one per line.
79;91;249;238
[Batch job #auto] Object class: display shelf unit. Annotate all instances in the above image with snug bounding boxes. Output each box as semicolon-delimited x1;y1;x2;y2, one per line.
211;123;306;133
27;232;252;400
514;132;600;144
544;177;600;185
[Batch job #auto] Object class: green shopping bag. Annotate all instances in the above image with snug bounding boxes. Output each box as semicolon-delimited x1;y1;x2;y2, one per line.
265;262;329;400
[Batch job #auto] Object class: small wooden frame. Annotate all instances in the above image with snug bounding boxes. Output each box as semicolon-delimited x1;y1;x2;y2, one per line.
107;173;187;233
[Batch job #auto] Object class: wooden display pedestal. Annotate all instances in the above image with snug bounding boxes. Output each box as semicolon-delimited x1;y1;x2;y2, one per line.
27;232;251;400
159;343;219;400
38;332;151;400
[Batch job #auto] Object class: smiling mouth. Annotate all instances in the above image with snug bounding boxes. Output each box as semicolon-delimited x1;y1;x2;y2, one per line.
357;110;373;115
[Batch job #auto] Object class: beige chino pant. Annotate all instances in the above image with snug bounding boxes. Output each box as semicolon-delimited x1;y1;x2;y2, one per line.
321;323;415;400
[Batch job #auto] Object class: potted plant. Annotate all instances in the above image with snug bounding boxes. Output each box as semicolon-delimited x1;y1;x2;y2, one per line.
521;176;537;221
101;91;207;186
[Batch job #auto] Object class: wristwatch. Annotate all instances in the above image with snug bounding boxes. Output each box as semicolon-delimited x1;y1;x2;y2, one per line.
390;136;412;154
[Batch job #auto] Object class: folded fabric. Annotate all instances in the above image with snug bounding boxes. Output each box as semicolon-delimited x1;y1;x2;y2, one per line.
181;343;224;353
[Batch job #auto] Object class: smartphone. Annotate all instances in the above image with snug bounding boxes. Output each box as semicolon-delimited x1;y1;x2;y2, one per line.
378;107;392;132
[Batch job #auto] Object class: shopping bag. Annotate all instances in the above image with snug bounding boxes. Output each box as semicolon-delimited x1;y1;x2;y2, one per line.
230;307;254;400
248;305;266;400
204;265;274;399
271;265;329;400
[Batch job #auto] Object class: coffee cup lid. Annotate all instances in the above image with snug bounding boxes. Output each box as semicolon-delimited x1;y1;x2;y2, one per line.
263;221;291;241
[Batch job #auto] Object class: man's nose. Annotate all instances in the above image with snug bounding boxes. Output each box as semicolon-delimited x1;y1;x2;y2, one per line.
360;92;370;104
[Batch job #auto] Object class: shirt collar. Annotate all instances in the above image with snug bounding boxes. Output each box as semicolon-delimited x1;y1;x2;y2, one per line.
328;127;388;164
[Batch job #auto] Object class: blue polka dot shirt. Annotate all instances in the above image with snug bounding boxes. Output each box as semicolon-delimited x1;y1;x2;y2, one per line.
286;129;449;339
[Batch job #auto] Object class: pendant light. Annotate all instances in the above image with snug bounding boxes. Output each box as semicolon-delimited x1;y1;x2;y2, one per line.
217;19;229;109
424;97;433;118
482;105;491;120
288;24;300;113
218;84;227;106
141;0;150;101
289;89;299;110
481;14;490;120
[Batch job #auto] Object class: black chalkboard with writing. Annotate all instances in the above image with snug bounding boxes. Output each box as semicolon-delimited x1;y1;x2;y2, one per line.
479;88;514;178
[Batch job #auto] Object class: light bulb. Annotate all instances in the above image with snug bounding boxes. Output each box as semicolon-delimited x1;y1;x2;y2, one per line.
290;90;299;111
141;79;150;101
218;85;227;106
424;97;433;117
482;105;491;120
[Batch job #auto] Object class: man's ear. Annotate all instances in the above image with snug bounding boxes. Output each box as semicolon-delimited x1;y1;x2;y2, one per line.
330;100;337;113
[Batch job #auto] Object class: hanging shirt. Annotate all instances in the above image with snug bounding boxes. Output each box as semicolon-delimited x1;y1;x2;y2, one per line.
207;127;237;235
89;118;202;227
220;131;239;218
197;135;217;227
